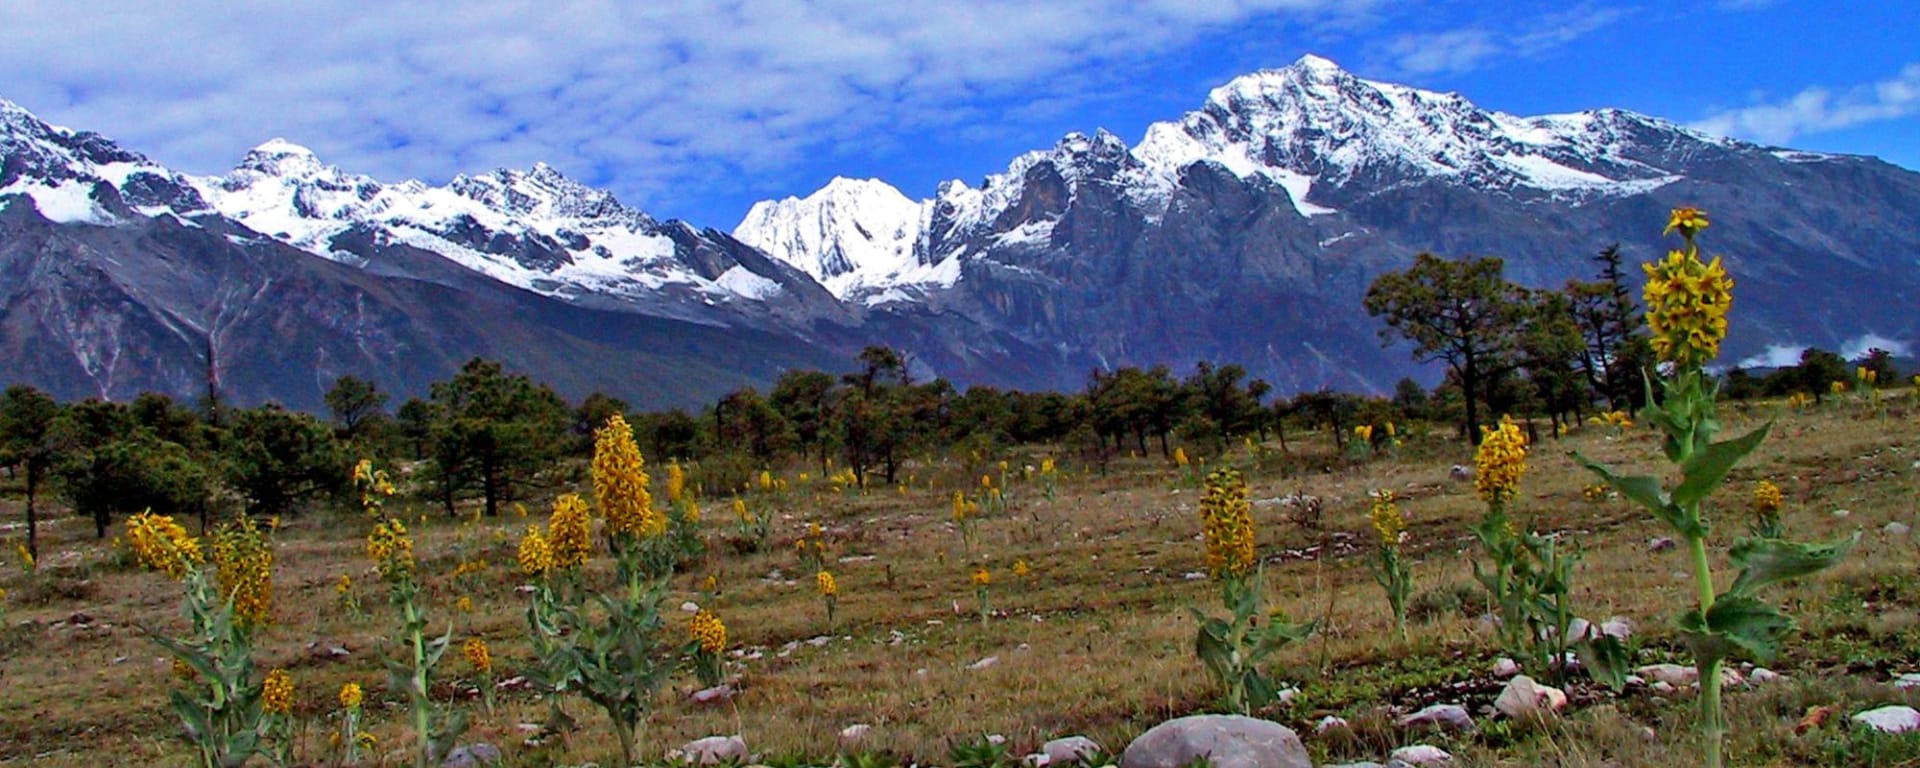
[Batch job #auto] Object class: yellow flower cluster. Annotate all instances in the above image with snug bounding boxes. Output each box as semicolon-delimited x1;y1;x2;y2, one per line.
1354;424;1374;445
463;638;491;675
1174;447;1190;468
1830;380;1848;395
1644;208;1733;368
689;609;727;654
732;498;753;524
1588;410;1633;429
366;519;414;581
592;414;660;539
16;543;34;572
1040;457;1056;475
1754;480;1783;515
666;461;686;504
339;682;363;710
757;470;774;491
971;567;992;587
1198;468;1256;579
210;515;274;627
1367;490;1406;548
1582;483;1610;502
262;668;294;716
517;526;553;576
126;511;203;579
336;574;352;596
1013;559;1031;579
352;458;396;516
1474;416;1528;506
951;491;977;521
547;494;592;570
816;570;838;597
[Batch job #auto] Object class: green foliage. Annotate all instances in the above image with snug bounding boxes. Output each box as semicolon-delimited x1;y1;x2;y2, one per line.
947;736;1016;768
0;384;60;561
1363;253;1527;444
526;548;682;765
427;358;571;517
221;403;345;517
1189;572;1315;715
141;567;277;768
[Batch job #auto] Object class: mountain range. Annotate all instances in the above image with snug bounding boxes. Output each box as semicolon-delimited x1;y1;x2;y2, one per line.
4;55;1917;411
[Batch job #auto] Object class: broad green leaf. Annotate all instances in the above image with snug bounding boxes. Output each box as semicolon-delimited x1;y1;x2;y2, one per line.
1673;423;1772;509
1572;454;1685;531
1575;634;1631;691
1727;534;1857;597
1680;595;1796;664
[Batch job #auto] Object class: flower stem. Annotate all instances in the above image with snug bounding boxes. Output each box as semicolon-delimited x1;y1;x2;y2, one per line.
1686;531;1723;768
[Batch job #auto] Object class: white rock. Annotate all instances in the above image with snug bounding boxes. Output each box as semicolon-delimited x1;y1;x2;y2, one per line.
1650;681;1676;695
1396;703;1473;732
1562;618;1593;641
1599;616;1634;640
689;685;736;705
1885;522;1911;536
680;735;747;765
1390;744;1453;764
968;656;1000;670
1648;537;1677;553
1492;658;1522;678
1494;676;1569;719
1042;736;1103;766
1833;509;1852;518
1853;706;1920;734
1315;716;1350;733
988;734;1007;745
1749;668;1783;685
1636;664;1698;687
1718;668;1747;688
839;724;874;745
680;601;701;612
1326;763;1384;768
1893;673;1920;690
1448;465;1473;482
1119;715;1312;768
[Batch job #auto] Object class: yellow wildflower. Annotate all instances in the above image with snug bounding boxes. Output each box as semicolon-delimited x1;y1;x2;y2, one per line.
1368;490;1406;547
1013;559;1030;579
336;574;352;595
126;511;203;579
356;732;377;749
689;610;727;654
952;491;968;521
15;543;33;571
1643;209;1734;368
971;567;991;587
1665;206;1709;237
1474;416;1528;506
1174;447;1189;467
456;596;473;613
758;470;773;491
210;515;274;628
1831;380;1847;395
1754;480;1783;515
591;414;657;539
463;638;491;675
816;570;838;597
732;498;752;523
262;668;294;716
516;526;553;576
547;494;592;570
1582;483;1609;502
1354;424;1374;445
1041;457;1056;475
667;461;686;503
339;682;363;711
1198;468;1256;579
366;519;414;581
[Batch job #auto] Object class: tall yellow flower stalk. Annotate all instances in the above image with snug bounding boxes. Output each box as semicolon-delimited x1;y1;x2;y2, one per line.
1642;208;1733;369
817;570;839;629
546;494;592;571
688;610;727;687
1198;468;1255;580
1475;416;1528;508
517;526;553;576
1367;490;1413;643
127;511;203;579
210;515;274;628
592;414;658;541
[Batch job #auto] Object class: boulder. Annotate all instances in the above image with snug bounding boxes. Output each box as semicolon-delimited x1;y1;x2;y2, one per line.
1119;715;1311;768
1853;706;1920;734
1494;676;1568;719
1599;616;1633;640
1315;715;1350;733
1749;668;1783;685
1884;522;1911;536
1389;744;1453;765
1635;664;1697;687
1396;703;1473;732
1491;658;1521;678
1893;672;1920;690
1042;736;1104;766
680;735;747;765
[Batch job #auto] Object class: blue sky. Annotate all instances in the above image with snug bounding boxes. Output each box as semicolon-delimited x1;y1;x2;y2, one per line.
3;1;1914;226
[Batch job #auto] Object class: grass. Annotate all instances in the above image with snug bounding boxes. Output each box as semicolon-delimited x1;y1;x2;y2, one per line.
1;395;1918;767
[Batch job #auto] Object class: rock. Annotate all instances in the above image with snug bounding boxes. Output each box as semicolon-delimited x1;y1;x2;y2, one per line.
1650;681;1676;695
1119;714;1312;768
1494;676;1568;719
1492;658;1522;678
1389;744;1453;765
680;601;701;612
1885;522;1911;536
1853;706;1920;734
1327;763;1385;768
1648;537;1677;553
1042;736;1103;766
690;685;737;705
1718;668;1747;688
1315;715;1350;733
839;724;874;745
1636;664;1698;687
680;735;747;765
1750;668;1783;685
1396;704;1473;732
1833;509;1851;518
1562;618;1593;642
1599;616;1633;640
440;743;502;767
1893;672;1920;690
968;655;1001;670
1448;465;1473;482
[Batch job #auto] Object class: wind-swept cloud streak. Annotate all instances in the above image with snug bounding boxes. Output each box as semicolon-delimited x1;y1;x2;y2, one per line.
1690;63;1920;145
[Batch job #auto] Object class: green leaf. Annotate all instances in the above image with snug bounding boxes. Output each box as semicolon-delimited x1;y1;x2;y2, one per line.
1727;534;1857;597
1574;634;1631;691
1679;594;1796;664
1672;423;1771;509
1572;453;1685;531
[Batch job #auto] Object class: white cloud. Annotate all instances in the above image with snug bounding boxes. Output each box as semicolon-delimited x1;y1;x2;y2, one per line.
0;0;1369;220
1376;6;1630;76
1690;64;1920;144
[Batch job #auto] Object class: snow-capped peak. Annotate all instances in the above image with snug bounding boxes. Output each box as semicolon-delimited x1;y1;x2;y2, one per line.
734;176;928;298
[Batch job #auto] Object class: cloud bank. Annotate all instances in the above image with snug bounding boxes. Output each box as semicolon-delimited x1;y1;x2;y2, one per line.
1691;63;1920;145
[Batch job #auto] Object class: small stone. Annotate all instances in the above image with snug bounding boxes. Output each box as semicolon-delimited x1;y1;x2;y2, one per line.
1492;658;1521;678
988;734;1008;745
1119;714;1312;768
1854;706;1920;734
1448;465;1473;482
1650;681;1676;695
1833;509;1851;518
1648;537;1677;553
1396;703;1473;732
690;685;736;705
1326;763;1385;768
680;601;701;612
1389;744;1453;765
1183;571;1207;581
806;635;832;646
1562;618;1593;642
1636;664;1698;687
1494;676;1568;719
440;743;502;768
1750;668;1783;685
839;724;874;745
1042;736;1103;766
680;735;747;765
1894;673;1920;690
1885;522;1911;536
1718;668;1747;688
1600;616;1633;640
968;655;1001;670
1315;716;1350;733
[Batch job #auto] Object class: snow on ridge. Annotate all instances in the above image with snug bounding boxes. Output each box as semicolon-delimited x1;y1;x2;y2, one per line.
733;176;929;299
1;179;117;225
